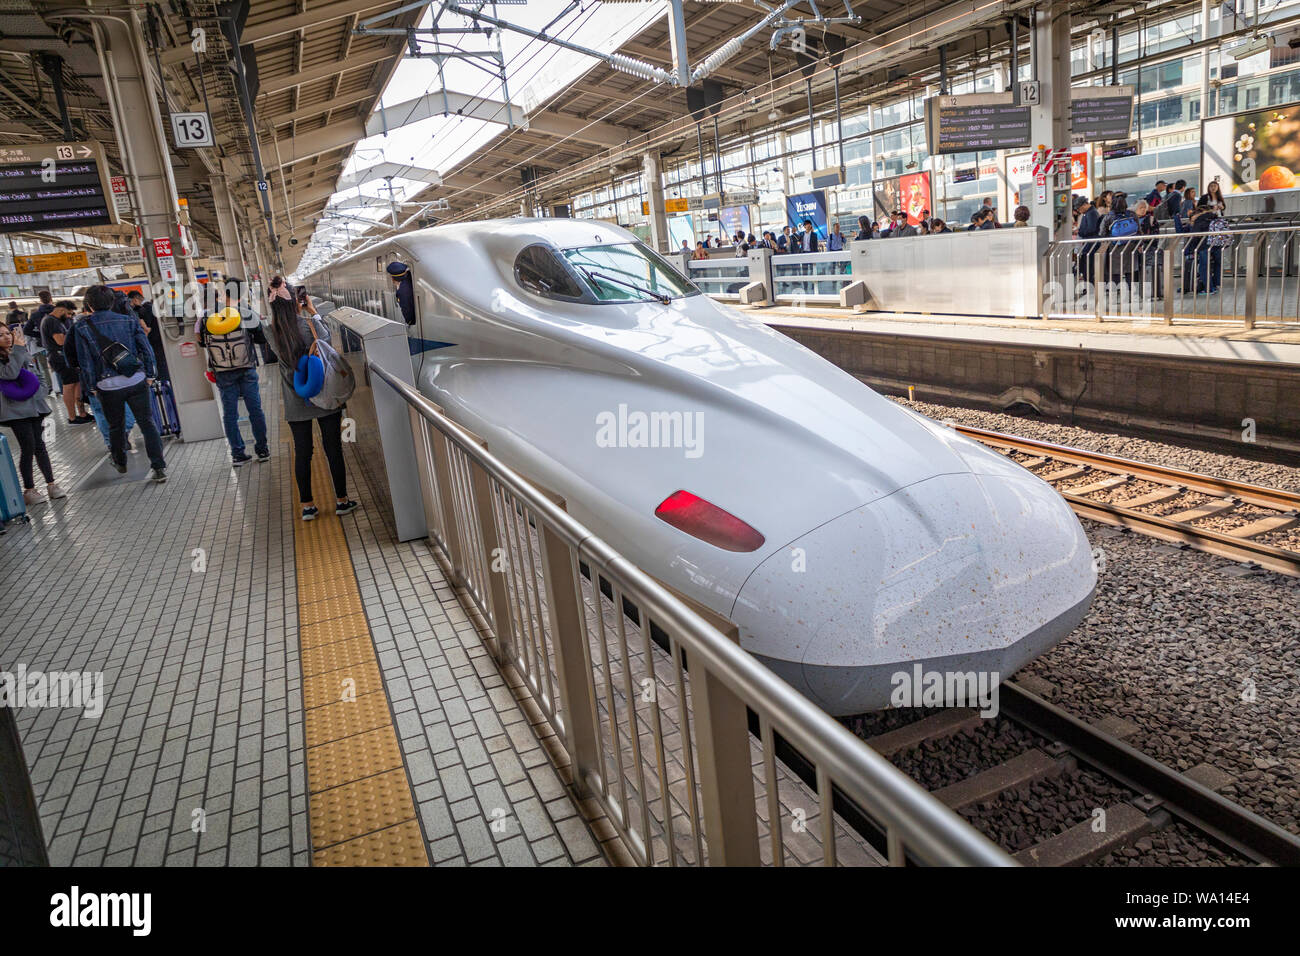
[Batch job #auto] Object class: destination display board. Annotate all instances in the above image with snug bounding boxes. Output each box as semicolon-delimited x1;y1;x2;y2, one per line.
0;141;118;234
1070;87;1135;142
926;94;1032;155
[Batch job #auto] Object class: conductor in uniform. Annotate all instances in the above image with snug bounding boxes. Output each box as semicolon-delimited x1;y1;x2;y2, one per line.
387;261;416;325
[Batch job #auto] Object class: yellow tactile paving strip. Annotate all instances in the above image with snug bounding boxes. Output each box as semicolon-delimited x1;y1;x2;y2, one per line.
293;441;430;866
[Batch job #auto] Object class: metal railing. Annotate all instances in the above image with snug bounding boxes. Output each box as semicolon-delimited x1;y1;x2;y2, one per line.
1042;226;1300;327
772;250;853;302
367;361;1012;867
685;256;750;299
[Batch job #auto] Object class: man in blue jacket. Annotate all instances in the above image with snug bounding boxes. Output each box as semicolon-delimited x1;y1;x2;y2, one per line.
74;285;168;483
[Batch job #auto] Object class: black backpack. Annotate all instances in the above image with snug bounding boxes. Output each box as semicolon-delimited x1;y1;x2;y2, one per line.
84;318;141;379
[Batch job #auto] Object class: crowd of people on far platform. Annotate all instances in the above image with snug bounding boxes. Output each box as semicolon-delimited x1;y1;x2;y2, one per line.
3;271;367;524
681;199;1038;261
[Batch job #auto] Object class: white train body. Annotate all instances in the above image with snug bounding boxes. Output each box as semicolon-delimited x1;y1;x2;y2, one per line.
307;219;1095;715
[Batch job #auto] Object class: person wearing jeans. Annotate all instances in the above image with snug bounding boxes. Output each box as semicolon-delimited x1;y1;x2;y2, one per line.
214;367;269;465
73;285;167;483
87;390;137;451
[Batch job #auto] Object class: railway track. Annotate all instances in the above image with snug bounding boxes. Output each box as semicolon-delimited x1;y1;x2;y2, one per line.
839;680;1300;866
955;424;1300;577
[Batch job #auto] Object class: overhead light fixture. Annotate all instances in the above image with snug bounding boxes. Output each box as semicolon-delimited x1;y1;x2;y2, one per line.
1232;33;1274;60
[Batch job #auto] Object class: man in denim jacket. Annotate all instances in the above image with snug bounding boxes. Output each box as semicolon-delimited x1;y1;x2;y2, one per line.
73;285;168;483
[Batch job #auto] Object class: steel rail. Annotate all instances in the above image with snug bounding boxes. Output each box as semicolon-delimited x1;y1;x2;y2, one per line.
1001;681;1300;866
955;425;1300;512
955;425;1300;576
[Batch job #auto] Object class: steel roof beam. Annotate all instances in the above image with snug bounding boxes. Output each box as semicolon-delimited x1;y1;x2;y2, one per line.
366;89;630;148
160;0;397;65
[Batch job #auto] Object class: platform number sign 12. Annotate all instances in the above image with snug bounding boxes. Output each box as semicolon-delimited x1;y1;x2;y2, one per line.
171;111;214;148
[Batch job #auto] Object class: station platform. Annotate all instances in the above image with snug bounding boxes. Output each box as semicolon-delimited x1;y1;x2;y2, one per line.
750;305;1300;366
0;380;616;867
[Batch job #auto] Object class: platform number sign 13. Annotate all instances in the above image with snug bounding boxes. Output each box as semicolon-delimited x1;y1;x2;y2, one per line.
171;111;214;148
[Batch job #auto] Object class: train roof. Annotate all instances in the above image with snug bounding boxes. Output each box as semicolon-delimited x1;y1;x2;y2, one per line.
307;218;641;280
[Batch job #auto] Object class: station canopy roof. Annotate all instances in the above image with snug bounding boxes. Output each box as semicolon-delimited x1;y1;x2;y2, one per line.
0;1;1228;276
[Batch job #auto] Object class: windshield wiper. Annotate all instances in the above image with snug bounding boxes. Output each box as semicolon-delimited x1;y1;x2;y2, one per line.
576;266;670;304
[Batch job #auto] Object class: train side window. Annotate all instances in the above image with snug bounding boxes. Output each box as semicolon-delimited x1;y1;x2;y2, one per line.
514;244;585;300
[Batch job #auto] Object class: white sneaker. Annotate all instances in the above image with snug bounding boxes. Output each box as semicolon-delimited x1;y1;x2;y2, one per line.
46;482;67;500
23;488;43;506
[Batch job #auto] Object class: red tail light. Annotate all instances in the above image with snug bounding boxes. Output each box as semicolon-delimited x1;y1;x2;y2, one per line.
654;490;765;553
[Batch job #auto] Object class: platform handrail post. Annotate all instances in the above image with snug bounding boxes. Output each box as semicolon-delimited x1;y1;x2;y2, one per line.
747;245;774;303
427;421;467;583
1093;246;1105;321
471;462;516;664
407;408;441;536
538;525;602;797
1162;242;1175;324
693;658;762;865
1244;239;1259;330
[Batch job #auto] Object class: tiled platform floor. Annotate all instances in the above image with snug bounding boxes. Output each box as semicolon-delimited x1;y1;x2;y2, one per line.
0;376;610;866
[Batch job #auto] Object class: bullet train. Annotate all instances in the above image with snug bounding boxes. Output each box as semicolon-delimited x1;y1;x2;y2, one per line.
305;219;1095;715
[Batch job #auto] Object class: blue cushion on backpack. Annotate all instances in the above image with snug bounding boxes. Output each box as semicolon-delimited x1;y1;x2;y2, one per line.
293;353;325;398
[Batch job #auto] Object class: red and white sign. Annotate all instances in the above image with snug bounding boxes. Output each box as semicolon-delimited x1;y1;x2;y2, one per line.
152;238;172;258
111;176;130;214
1035;173;1047;205
179;341;198;358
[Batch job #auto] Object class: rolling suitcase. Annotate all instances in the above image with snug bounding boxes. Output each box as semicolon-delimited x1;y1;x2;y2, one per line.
0;432;28;527
149;380;181;438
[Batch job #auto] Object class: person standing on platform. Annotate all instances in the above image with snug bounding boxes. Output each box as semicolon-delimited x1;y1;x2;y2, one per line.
827;222;845;251
799;219;820;252
854;215;872;241
72;300;138;452
41;300;92;426
126;290;170;383
199;303;270;467
267;294;358;522
6;301;27;327
29;291;54;327
73;285;166;483
0;324;64;506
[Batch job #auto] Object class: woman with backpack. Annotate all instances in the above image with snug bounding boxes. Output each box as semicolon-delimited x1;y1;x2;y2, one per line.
0;324;65;506
1100;194;1139;302
267;292;358;521
1134;199;1163;302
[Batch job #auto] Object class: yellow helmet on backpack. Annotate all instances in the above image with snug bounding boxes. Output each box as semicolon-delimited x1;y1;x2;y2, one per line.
205;307;242;335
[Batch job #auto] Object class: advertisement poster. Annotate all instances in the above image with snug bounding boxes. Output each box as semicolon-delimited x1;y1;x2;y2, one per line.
719;205;752;239
785;190;828;238
872;172;932;225
1203;103;1300;193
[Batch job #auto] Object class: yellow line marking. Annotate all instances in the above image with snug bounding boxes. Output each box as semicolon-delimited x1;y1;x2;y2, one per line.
292;439;429;866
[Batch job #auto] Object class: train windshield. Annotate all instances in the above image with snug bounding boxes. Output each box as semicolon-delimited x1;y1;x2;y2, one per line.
562;242;698;303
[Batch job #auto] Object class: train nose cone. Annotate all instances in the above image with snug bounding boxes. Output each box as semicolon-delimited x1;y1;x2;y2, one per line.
731;472;1096;715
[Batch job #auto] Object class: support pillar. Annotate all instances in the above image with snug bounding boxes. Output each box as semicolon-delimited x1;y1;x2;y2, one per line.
1029;1;1073;241
643;150;669;253
211;175;248;281
91;12;222;442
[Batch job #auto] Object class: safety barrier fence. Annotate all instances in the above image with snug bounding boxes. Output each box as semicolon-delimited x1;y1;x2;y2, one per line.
685;226;1300;326
1042;226;1300;327
366;361;1012;867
